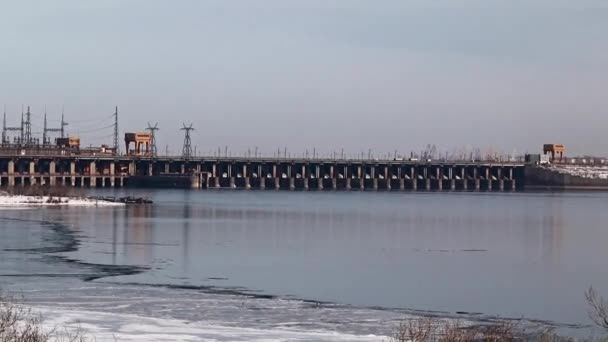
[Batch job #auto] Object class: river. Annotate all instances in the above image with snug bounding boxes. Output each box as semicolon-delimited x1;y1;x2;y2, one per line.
1;190;607;340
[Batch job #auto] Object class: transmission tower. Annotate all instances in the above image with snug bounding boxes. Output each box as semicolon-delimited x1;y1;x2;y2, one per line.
23;106;32;146
113;106;119;155
43;109;69;145
181;123;194;159
146;122;159;157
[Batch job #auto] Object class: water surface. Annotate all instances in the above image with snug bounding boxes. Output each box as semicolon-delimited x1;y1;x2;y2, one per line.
1;190;607;339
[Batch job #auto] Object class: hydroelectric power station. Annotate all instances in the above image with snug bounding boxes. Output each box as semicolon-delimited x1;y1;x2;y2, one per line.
1;106;604;191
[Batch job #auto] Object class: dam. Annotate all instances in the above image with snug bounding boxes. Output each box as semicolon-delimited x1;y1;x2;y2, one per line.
2;108;602;191
0;151;525;191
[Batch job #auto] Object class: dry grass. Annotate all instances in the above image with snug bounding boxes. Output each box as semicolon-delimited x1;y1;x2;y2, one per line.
389;317;608;342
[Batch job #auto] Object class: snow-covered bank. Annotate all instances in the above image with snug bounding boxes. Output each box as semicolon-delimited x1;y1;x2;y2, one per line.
0;195;124;207
549;165;608;179
36;306;384;342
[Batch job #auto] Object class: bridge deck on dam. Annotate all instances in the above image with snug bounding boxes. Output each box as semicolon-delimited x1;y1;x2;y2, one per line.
0;154;525;191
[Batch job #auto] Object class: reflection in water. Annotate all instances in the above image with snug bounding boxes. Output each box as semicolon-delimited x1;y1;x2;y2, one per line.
182;191;191;271
19;191;608;327
112;208;117;265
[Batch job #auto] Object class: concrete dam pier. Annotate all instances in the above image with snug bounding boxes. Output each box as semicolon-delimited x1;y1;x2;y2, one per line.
0;155;525;191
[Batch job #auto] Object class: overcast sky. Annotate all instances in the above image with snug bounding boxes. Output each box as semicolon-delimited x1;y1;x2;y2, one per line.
0;1;606;157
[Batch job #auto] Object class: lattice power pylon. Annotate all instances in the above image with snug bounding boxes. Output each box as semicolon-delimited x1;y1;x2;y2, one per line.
24;106;32;146
181;123;194;159
146;122;159;157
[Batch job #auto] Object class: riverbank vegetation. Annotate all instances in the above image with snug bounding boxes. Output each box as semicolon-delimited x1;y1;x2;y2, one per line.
390;286;608;341
0;293;88;342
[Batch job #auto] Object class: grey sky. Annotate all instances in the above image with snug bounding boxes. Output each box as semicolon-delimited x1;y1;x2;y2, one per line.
1;1;606;157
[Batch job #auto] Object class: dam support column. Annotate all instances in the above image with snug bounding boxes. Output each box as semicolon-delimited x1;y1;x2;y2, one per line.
165;163;170;174
302;165;308;191
330;165;336;190
498;168;504;191
510;168;516;191
70;161;76;187
462;168;467;191
244;165;251;189
289;165;295;190
110;162;116;187
449;168;455;191
90;161;97;188
436;168;442;191
358;166;364;190
49;161;56;186
486;168;492;191
8;160;15;187
273;164;279;190
229;165;235;188
212;163;219;188
29;162;36;186
317;165;323;190
385;166;390;190
411;168;417;191
371;166;378;190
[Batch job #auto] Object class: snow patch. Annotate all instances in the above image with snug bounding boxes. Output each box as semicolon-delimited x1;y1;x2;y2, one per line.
0;195;124;207
549;165;608;179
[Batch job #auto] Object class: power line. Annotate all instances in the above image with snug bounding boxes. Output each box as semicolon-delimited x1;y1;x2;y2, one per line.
71;122;115;134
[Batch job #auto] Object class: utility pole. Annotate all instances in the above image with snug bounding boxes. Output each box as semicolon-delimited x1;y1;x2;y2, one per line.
60;107;67;138
181;123;194;160
43;111;47;145
2;106;6;145
113;106;119;155
20;107;24;146
146;122;159;157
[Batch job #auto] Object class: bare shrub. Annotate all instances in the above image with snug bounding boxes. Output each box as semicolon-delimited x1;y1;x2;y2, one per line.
392;318;437;342
0;293;49;342
0;292;92;342
390;318;516;342
586;286;608;331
